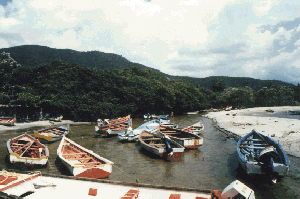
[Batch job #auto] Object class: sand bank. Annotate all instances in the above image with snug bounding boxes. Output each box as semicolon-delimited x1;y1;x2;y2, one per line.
0;120;92;131
205;106;300;157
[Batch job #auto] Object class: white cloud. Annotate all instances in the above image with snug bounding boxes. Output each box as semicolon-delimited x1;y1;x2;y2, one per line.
1;0;300;84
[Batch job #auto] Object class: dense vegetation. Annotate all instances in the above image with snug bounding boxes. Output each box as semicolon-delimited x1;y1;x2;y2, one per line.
1;48;299;122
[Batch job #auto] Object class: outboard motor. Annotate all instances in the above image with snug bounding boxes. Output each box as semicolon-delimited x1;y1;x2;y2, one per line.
259;146;278;183
162;135;173;155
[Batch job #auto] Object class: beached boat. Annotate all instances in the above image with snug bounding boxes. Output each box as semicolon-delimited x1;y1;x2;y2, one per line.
118;121;159;142
0;116;16;126
57;136;114;179
237;129;290;183
0;170;255;199
156;115;178;128
95;115;131;137
182;121;204;135
33;124;70;143
158;125;203;149
287;109;300;115
138;130;184;160
6;133;49;166
183;111;199;115
49;115;63;122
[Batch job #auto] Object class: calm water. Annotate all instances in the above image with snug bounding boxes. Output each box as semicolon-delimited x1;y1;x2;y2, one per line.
1;113;299;199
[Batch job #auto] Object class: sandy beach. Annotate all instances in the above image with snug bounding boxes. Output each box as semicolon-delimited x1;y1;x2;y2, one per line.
205;106;300;158
0;120;91;131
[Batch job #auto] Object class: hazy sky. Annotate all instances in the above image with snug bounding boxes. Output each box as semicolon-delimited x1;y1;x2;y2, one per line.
1;0;300;84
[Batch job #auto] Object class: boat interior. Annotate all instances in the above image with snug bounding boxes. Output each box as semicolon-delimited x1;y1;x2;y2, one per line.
10;135;46;158
61;141;106;167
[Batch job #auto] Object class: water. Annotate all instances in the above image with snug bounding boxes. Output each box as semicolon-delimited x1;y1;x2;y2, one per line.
1;114;299;199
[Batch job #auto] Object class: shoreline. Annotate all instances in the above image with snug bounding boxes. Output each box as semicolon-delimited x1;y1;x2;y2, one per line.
0;120;92;131
205;106;300;158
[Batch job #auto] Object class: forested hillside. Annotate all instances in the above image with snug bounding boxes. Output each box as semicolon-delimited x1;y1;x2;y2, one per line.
1;48;299;122
1;45;296;90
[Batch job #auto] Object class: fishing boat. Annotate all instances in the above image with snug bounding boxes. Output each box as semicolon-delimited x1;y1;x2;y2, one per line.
118;121;159;142
158;125;203;149
57;136;113;179
49;115;63;122
95;115;131;137
34;124;70;143
7;133;49;166
237;129;290;183
156;115;178;128
138;130;184;160
0;170;255;199
182;121;204;135
183;111;199;115
287;109;300;115
0;116;16;126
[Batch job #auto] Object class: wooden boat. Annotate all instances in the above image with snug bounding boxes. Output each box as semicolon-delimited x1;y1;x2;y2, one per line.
0;116;16;126
118;121;159;142
7;133;49;166
0;170;255;199
57;136;114;179
287;109;300;115
158;125;203;149
95;115;131;137
138;130;184;160
156;115;178;128
49;115;63;122
33;124;70;143
183;111;199;115
182;121;204;135
237;129;290;182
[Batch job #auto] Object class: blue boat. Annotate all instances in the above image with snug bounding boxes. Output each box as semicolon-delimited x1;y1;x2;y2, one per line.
237;129;290;182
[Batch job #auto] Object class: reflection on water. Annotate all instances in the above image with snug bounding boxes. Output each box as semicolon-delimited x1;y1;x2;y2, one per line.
0;113;299;198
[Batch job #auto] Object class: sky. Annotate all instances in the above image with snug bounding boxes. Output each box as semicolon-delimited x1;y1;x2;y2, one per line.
1;0;300;85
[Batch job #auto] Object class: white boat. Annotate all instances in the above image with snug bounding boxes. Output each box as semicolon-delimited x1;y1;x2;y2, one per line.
156;115;178;128
182;121;204;135
0;170;255;199
287;109;300;115
7;133;49;166
183;111;199;115
118;121;160;142
57;136;114;179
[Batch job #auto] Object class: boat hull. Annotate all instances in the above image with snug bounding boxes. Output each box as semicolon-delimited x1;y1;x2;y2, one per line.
34;124;69;143
237;130;290;176
57;136;114;179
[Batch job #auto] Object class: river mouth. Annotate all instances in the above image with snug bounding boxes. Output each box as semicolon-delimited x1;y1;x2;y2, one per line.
0;114;299;199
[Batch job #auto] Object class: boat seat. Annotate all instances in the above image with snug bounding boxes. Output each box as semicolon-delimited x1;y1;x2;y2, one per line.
120;188;139;199
169;194;181;199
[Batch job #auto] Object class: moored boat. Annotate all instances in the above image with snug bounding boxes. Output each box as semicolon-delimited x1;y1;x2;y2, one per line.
118;120;159;142
0;170;255;199
0;116;16;126
34;124;70;143
95;115;131;137
237;129;290;183
182;121;204;135
49;115;63;122
57;136;114;179
7;133;49;166
287;109;300;115
156;115;178;128
183;111;199;115
158;125;203;149
138;130;184;161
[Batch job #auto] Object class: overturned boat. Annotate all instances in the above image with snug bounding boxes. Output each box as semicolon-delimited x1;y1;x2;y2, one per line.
57;136;113;179
237;129;290;182
7;133;49;166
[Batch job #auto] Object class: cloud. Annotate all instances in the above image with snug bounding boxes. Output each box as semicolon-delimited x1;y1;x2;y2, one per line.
1;0;300;84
